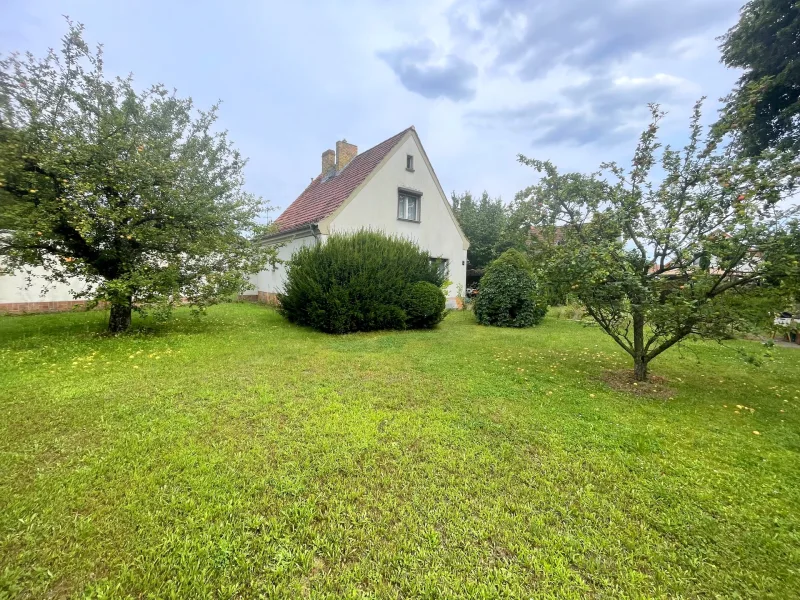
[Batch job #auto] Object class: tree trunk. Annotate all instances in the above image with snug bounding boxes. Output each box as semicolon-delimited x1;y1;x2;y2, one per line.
632;307;647;381
633;357;648;382
108;298;132;333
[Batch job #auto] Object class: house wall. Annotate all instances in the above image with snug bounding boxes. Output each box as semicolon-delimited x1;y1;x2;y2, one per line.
251;232;319;300
0;265;92;314
324;134;468;306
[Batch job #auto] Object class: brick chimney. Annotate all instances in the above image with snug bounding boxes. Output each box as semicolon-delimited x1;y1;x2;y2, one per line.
321;149;335;175
336;139;357;171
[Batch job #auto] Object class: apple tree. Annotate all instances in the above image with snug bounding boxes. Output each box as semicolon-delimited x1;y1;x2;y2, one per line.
0;22;274;331
518;102;799;380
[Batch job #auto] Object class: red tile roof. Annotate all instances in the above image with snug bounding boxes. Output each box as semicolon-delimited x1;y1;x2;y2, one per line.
530;225;567;244
273;127;413;233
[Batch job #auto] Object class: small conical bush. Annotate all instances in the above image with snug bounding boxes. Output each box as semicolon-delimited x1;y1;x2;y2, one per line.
474;249;548;327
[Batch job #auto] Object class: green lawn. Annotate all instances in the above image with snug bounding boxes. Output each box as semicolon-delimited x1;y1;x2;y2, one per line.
1;304;798;599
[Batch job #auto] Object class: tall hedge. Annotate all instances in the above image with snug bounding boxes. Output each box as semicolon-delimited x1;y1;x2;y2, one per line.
474;249;547;327
278;230;447;333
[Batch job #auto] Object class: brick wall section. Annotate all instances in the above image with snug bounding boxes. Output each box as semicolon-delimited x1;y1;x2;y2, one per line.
321;149;335;175
0;300;102;315
336;140;358;171
257;291;280;306
3;296;285;315
236;292;280;306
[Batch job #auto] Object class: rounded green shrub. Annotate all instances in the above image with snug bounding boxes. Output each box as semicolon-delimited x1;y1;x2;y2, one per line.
403;281;446;329
474;249;547;327
278;230;447;334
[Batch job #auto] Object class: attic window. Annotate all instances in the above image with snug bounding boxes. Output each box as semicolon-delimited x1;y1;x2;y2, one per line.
398;190;421;222
406;154;414;171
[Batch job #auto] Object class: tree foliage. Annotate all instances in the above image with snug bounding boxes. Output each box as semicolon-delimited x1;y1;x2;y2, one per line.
474;249;547;328
451;190;506;271
506;175;608;305
0;22;273;331
278;230;446;334
518;102;799;381
761;219;800;304
718;0;800;156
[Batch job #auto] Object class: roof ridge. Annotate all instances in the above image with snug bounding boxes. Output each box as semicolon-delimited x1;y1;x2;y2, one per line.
271;127;414;234
355;126;413;158
335;127;411;176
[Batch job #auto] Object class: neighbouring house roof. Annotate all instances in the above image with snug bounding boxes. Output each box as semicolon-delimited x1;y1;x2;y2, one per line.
272;127;414;234
648;260;735;277
529;225;568;245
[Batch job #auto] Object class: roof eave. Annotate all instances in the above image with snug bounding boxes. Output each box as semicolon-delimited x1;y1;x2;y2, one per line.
259;223;320;244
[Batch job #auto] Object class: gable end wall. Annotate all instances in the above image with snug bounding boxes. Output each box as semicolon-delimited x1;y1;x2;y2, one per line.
325;134;467;303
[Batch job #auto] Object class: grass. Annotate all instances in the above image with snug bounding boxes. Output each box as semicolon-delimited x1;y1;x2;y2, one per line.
0;303;798;599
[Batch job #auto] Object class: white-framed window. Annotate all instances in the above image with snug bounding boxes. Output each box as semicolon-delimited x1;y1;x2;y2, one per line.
406;154;414;171
398;190;421;222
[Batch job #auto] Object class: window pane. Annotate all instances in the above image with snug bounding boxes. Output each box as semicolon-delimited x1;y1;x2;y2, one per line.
407;197;417;221
398;192;421;220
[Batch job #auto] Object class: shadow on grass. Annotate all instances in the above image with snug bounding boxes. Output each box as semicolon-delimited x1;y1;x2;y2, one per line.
0;302;280;348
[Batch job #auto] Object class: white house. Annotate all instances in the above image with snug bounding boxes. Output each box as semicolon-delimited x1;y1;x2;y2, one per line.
249;127;469;308
0;127;468;314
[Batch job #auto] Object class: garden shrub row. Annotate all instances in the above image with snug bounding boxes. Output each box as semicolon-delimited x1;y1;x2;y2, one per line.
278;230;447;334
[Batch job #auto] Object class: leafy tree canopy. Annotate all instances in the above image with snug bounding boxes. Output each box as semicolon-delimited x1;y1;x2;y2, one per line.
518;101;799;381
718;0;800;156
451;190;506;271
0;22;274;331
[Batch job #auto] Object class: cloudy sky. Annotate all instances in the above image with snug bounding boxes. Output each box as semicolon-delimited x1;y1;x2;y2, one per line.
1;0;744;218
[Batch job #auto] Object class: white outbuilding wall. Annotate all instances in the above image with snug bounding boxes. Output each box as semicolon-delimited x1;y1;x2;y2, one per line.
243;233;319;301
0;264;91;313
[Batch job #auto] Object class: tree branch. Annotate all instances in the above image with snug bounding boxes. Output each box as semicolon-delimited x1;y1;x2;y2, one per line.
585;305;634;355
645;322;696;362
